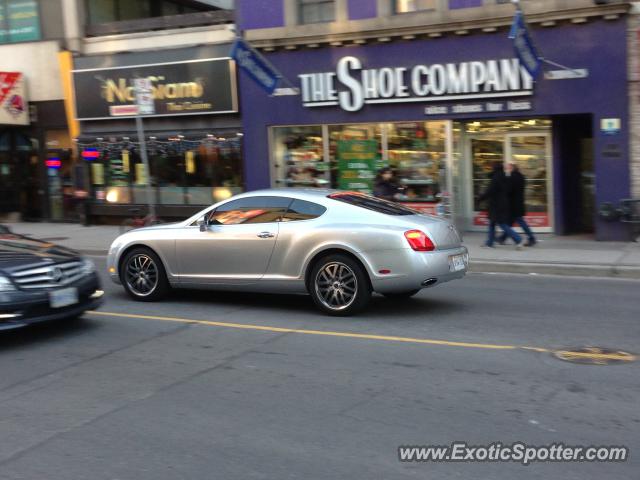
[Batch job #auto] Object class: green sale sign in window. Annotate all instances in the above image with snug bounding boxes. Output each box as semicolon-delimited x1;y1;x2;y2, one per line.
0;0;40;44
337;140;379;193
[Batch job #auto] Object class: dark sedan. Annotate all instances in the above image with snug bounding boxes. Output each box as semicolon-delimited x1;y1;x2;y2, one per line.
0;225;103;330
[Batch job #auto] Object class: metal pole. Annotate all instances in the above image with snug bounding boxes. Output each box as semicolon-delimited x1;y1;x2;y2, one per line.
135;115;155;218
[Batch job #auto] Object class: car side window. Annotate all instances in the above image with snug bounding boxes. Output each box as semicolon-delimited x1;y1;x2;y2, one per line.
281;199;327;222
207;196;293;225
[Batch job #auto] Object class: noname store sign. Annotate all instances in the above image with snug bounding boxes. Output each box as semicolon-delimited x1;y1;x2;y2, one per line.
299;56;533;112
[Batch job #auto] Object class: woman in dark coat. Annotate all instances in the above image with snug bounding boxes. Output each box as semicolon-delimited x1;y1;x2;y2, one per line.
373;167;401;201
498;162;537;246
479;162;523;248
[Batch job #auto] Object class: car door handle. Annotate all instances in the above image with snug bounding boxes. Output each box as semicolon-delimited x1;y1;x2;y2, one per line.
257;232;275;238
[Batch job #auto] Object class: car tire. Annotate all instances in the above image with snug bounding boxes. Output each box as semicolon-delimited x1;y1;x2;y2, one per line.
120;247;170;302
383;289;421;299
309;254;371;316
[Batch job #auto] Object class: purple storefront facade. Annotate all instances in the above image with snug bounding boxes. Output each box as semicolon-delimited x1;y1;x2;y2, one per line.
238;12;630;240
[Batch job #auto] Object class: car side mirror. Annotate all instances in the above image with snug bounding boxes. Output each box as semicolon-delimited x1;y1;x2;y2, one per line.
198;218;207;232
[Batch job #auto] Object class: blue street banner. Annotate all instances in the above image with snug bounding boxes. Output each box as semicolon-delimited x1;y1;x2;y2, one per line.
230;38;281;95
509;11;541;79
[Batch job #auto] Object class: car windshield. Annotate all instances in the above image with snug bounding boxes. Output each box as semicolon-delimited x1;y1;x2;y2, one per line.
327;192;419;216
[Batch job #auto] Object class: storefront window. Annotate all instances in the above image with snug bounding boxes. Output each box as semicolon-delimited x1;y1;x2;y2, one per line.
272;126;327;188
271;122;450;216
510;135;549;218
386;122;447;205
463;119;552;230
186;136;243;205
269;119;553;230
81;134;243;208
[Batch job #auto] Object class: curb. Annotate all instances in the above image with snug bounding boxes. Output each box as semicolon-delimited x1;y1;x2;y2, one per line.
470;261;640;279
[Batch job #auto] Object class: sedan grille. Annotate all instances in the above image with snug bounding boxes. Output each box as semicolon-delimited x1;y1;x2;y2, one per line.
11;261;84;290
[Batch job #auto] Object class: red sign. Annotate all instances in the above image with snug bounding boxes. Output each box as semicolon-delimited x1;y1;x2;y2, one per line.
0;72;20;104
401;202;439;215
46;159;62;168
473;211;550;228
109;105;139;116
82;149;100;159
0;72;28;125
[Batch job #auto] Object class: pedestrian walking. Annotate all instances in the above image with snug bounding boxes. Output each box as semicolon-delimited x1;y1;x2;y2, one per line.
478;162;523;249
499;162;537;246
373;167;401;201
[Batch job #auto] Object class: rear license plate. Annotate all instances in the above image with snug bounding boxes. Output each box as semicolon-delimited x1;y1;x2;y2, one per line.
49;287;78;308
448;254;466;272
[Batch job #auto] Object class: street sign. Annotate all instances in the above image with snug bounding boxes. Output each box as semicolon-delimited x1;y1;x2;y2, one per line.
133;77;155;115
230;38;280;95
544;69;589;80
509;11;541;79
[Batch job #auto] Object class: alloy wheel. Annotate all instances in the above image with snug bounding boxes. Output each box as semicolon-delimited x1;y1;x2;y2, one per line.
314;262;358;311
125;254;159;297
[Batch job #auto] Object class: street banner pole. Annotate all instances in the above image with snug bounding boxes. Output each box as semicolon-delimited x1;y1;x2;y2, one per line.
133;78;155;219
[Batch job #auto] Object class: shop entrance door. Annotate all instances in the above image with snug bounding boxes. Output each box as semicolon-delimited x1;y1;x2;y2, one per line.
466;132;553;233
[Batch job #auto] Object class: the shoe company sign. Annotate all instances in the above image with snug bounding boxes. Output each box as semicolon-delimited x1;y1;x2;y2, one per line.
299;56;533;112
72;58;237;120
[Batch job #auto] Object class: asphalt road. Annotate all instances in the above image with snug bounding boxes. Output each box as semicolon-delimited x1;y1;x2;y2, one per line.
0;257;638;480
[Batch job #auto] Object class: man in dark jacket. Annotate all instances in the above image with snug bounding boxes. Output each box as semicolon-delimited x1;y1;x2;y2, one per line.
500;162;537;246
479;162;523;248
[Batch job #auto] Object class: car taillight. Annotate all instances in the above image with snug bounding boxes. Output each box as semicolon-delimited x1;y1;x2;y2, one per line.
404;230;435;251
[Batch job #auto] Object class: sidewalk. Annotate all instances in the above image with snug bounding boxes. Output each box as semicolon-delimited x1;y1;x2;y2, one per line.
4;222;640;279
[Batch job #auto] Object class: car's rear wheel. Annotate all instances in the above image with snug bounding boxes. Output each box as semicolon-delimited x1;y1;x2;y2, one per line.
310;254;371;316
383;289;421;299
121;248;169;301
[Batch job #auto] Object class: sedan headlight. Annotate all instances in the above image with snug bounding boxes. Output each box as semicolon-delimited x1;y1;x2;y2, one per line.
0;275;15;292
81;258;96;276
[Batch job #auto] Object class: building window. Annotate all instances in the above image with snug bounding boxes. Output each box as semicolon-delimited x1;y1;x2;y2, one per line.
448;0;482;9
85;0;227;25
0;0;41;44
394;0;437;14
299;0;335;24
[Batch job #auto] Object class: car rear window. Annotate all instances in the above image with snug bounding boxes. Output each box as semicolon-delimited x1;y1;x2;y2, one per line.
327;192;418;216
281;199;327;221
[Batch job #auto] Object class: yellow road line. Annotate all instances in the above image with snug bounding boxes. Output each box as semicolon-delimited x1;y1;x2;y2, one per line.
87;310;548;353
554;351;636;361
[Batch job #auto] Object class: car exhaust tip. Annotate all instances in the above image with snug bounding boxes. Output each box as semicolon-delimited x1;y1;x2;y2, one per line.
421;278;438;287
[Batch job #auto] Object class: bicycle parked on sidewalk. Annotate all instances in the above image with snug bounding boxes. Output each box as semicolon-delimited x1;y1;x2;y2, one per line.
120;208;162;234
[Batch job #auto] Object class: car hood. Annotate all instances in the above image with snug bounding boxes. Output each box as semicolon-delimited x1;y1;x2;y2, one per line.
0;232;80;272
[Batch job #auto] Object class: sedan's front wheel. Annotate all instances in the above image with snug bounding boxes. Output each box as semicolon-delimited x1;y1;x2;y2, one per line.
121;248;170;301
310;254;371;316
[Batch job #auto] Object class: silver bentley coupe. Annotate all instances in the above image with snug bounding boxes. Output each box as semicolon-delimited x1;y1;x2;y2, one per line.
107;189;468;315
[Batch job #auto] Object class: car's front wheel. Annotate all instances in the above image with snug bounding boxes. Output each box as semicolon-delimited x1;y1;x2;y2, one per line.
309;254;371;316
120;248;170;301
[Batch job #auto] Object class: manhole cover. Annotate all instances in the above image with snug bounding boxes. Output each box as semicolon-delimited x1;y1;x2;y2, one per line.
553;347;636;365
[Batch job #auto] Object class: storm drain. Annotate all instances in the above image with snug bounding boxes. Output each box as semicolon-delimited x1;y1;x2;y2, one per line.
552;347;636;365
